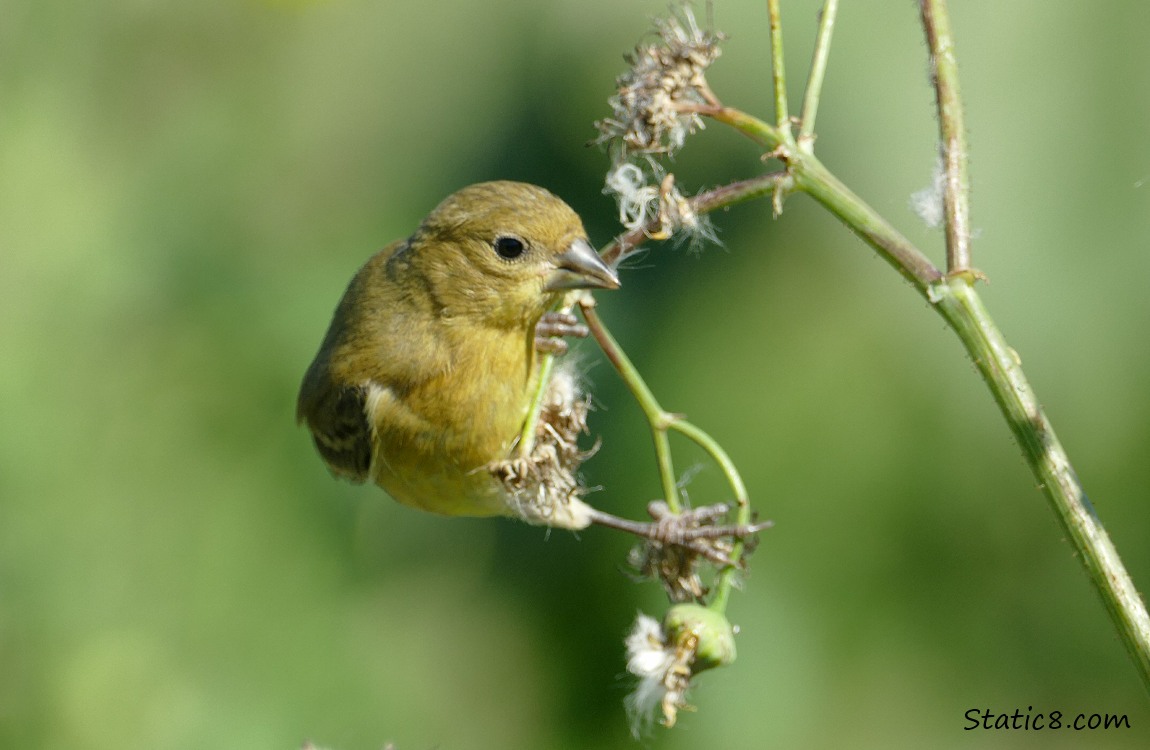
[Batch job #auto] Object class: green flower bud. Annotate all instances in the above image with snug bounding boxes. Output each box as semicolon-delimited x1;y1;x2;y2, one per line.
663;603;737;672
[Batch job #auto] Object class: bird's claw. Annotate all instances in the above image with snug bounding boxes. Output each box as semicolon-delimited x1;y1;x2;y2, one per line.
534;311;589;356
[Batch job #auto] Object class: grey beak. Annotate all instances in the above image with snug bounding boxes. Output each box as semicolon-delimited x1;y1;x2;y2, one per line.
544;238;621;292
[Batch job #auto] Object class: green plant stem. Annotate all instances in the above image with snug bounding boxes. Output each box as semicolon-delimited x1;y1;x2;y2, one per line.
523;174;787;462
578;299;682;513
918;2;1147;688
920;0;972;273
697;106;1150;692
516;352;555;456
798;0;839;149
766;0;790;133
668;418;751;613
930;276;1150;692
517;296;581;455
792;153;944;289
580;300;752;612
596;105;1150;689
709;106;943;289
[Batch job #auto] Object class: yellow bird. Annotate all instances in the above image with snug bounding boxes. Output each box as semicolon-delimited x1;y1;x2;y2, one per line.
297;181;619;528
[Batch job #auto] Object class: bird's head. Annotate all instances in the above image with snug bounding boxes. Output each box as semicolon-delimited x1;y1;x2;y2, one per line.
409;181;619;328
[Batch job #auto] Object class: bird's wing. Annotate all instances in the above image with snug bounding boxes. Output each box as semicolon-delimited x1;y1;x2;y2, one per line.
303;383;374;482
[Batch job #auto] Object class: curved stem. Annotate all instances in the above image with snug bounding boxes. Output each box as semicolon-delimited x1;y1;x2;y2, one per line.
580;300;683;513
587;0;1150;700
668;419;751;613
581;299;754;613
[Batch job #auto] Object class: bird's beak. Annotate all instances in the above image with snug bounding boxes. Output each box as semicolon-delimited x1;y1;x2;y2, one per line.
544;238;621;292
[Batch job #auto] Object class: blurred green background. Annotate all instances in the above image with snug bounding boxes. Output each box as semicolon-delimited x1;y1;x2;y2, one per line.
4;0;1150;747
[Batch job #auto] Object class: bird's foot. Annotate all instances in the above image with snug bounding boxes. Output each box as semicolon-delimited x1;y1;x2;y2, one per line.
534;311;589;356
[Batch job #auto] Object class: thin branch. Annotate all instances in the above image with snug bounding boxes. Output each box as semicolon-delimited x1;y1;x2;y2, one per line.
703;97;1150;693
668;418;751;613
526;173;786;471
589;0;1150;699
604;94;1150;684
931;277;1150;690
798;0;839;148
600;171;787;267
920;0;972;273
580;299;683;513
516;347;556;456
792;153;944;290
582;301;756;613
703;106;944;290
767;0;791;134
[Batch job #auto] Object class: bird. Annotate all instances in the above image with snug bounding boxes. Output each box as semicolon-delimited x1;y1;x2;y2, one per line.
296;181;620;528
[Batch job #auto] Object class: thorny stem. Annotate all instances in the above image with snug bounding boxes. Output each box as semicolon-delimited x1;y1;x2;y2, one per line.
798;0;839;149
920;0;972;274
580;300;751;612
766;0;790;135
917;1;1146;686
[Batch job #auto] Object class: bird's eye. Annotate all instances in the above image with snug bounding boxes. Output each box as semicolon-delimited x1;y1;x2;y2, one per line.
493;235;526;260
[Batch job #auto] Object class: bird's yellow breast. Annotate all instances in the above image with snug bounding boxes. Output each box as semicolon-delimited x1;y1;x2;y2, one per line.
363;321;538;516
